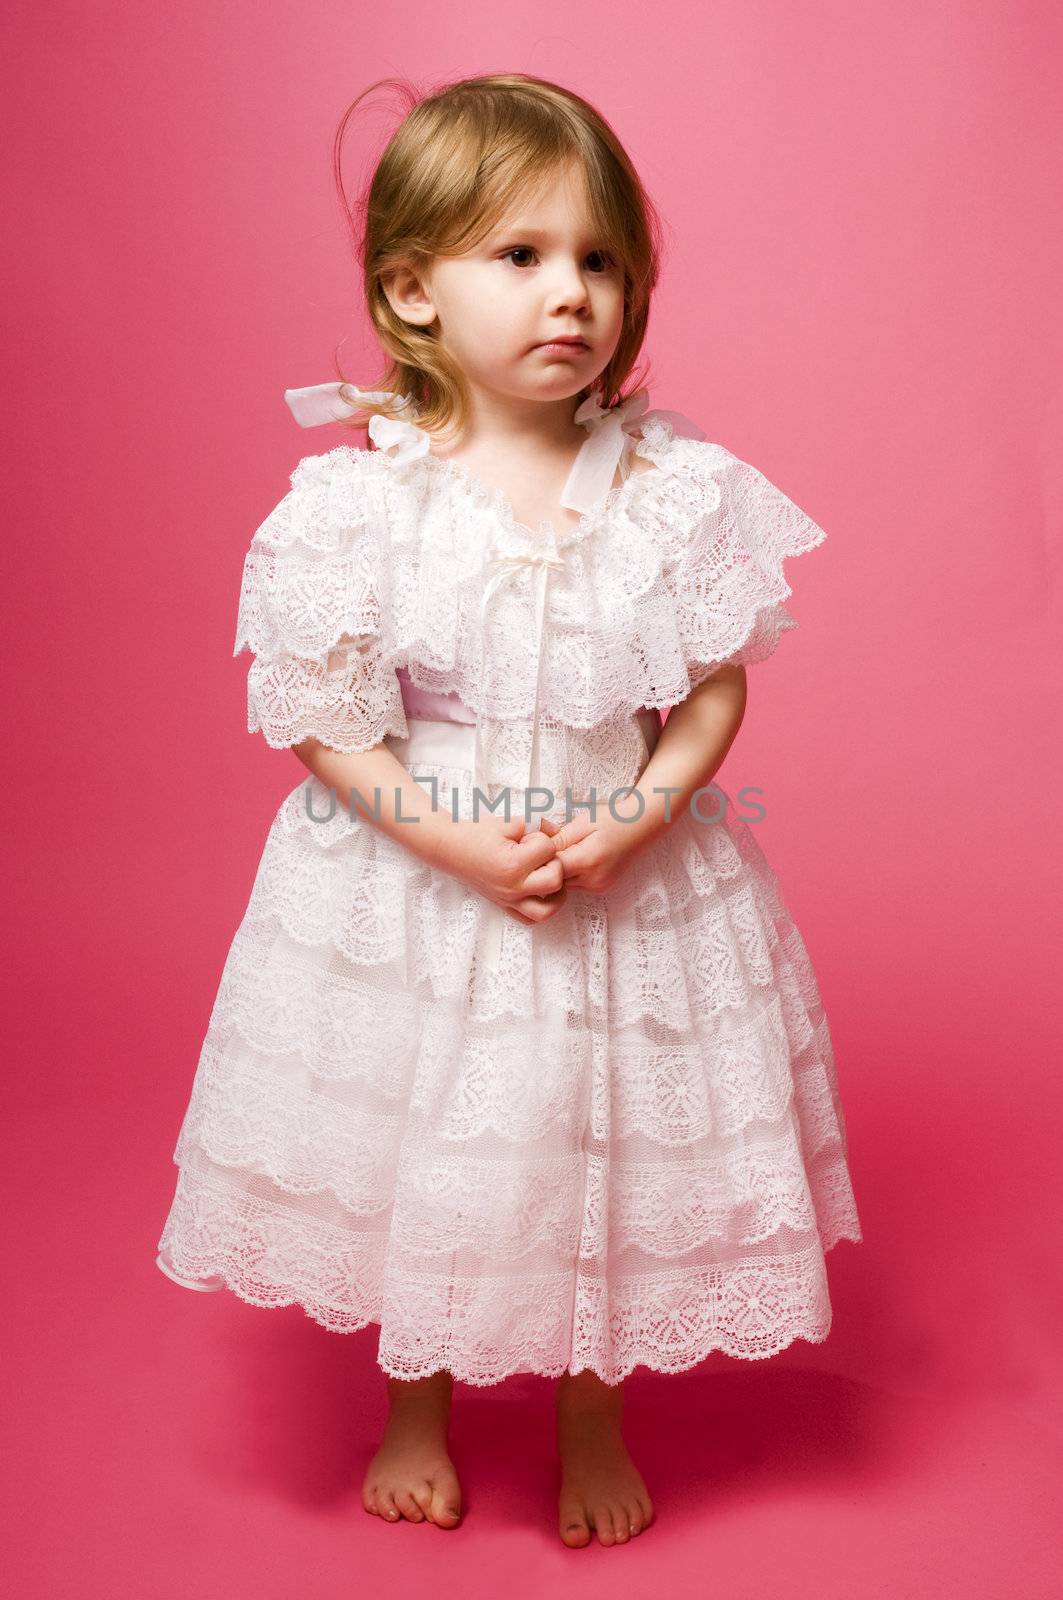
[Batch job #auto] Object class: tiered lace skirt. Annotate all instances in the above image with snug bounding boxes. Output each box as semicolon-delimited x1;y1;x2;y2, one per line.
155;711;862;1383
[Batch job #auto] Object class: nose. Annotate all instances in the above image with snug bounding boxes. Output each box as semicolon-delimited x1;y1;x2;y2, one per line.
545;261;592;313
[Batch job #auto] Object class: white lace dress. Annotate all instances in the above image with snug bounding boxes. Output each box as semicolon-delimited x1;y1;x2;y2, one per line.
154;389;863;1384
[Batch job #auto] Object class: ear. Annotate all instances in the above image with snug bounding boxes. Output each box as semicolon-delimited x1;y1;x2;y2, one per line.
380;261;437;331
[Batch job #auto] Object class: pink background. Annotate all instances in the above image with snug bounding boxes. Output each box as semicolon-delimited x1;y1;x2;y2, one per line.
5;2;1061;1595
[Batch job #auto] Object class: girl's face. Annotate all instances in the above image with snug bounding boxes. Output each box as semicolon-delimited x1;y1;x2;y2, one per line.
387;164;626;417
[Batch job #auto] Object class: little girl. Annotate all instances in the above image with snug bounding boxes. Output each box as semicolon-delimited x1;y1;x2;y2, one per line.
155;72;862;1547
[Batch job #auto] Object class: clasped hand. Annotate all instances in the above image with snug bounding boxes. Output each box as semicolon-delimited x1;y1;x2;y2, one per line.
439;807;645;927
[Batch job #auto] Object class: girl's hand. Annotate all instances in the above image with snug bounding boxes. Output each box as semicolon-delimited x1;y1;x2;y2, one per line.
537;810;644;895
432;813;569;925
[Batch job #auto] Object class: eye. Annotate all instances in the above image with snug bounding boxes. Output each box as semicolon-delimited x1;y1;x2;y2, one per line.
501;246;538;268
498;247;618;273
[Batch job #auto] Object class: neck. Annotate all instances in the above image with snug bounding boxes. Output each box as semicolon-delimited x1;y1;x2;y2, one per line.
417;388;594;460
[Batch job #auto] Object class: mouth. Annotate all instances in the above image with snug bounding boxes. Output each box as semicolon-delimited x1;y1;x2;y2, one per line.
534;337;591;353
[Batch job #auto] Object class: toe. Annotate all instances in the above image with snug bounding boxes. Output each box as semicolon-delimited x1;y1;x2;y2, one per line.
378;1491;401;1522
429;1485;462;1527
559;1506;592;1547
410;1482;435;1519
559;1494;591;1545
625;1501;644;1537
394;1491;424;1521
592;1504;616;1546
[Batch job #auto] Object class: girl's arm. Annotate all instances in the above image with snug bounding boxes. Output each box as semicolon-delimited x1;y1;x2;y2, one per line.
540;665;747;889
293;735;461;869
628;663;748;847
292;736;566;923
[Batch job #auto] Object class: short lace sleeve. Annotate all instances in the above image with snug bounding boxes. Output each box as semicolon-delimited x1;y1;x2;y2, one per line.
233;451;409;754
648;439;829;688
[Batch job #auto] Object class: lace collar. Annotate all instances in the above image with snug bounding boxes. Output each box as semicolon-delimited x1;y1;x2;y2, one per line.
282;379;706;532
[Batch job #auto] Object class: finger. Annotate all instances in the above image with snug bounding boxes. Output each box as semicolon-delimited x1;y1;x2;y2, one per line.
514;828;560;866
497;812;532;841
535;815;576;850
521;859;567;896
548;836;593;874
511;894;565;921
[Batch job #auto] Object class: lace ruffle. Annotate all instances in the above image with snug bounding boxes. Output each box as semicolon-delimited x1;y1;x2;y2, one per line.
156;1161;855;1378
155;768;862;1384
233;418;828;753
234;453;411;752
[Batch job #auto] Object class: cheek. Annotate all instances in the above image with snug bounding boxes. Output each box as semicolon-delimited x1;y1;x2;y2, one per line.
479;292;514;324
456;284;512;336
593;282;626;327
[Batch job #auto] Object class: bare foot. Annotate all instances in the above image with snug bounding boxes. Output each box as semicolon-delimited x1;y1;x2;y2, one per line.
362;1370;463;1529
555;1369;654;1548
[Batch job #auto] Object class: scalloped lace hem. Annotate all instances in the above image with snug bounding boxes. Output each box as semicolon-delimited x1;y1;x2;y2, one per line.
153;1232;862;1383
154;1220;863;1385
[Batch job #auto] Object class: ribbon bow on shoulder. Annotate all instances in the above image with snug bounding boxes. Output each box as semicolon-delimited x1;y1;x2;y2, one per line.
562;388;707;515
283;382;430;464
283;381;706;498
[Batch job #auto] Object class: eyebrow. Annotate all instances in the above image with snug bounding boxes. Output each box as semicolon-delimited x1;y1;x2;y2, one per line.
487;223;602;243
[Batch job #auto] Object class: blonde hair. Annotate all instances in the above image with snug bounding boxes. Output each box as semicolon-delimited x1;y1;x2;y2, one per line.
327;73;665;442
